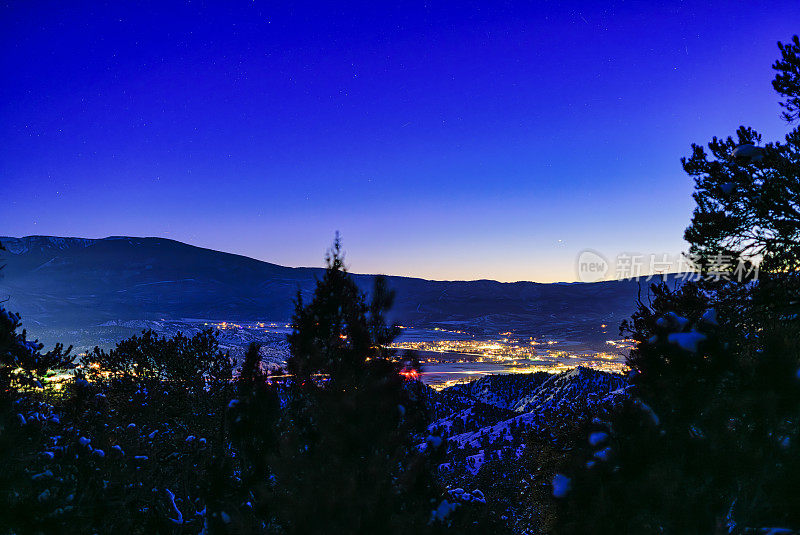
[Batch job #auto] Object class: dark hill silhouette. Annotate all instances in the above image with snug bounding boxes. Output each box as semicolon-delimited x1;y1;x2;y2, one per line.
0;235;669;347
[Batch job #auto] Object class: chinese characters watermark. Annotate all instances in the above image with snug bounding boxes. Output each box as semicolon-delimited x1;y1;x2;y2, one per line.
576;250;759;283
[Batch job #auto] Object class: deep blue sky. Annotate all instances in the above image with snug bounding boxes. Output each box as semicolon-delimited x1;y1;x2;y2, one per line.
2;1;798;281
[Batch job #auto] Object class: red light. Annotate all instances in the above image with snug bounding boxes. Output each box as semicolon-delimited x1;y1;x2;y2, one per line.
399;368;420;381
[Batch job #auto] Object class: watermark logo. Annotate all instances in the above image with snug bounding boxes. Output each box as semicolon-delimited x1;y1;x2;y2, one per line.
577;249;609;283
575;251;760;282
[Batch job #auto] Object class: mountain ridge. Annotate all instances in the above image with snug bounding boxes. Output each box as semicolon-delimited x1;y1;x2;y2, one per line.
0;235;662;349
0;235;594;284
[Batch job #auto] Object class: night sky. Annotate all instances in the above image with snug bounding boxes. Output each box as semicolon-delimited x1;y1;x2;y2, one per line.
2;1;799;282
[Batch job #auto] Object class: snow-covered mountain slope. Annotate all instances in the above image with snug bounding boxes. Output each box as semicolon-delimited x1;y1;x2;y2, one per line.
446;369;625;449
428;367;628;478
511;366;627;414
445;372;552;410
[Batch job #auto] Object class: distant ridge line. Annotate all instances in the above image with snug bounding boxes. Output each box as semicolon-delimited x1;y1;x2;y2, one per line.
0;235;689;285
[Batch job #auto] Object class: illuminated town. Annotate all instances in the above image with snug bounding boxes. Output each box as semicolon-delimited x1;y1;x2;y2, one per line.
387;333;631;389
62;319;632;391
200;321;634;389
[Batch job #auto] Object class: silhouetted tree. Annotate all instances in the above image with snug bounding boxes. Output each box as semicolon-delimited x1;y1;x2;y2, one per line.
227;236;465;534
81;328;233;392
555;36;800;534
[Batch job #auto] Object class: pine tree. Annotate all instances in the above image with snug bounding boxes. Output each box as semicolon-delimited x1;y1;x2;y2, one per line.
227;236;445;534
554;36;800;534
